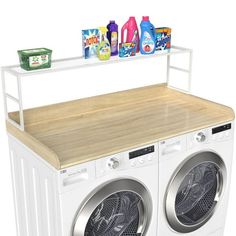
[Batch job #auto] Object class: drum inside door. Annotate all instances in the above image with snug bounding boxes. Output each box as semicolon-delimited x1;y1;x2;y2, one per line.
73;179;152;236
165;151;226;233
175;162;220;225
85;191;143;236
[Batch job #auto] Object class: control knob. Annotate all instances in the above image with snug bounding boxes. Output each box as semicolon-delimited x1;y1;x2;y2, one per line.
195;132;206;143
108;158;120;169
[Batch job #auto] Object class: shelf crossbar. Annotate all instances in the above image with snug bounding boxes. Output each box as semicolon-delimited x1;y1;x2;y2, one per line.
169;66;190;73
6;93;19;103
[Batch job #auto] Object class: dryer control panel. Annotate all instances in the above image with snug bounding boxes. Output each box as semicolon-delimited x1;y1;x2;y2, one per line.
188;122;234;149
211;123;232;141
212;123;231;134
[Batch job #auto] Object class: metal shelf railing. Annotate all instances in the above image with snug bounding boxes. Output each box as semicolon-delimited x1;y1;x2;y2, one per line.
1;45;193;131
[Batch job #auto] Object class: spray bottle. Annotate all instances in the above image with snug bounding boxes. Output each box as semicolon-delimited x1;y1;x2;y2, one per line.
97;27;111;60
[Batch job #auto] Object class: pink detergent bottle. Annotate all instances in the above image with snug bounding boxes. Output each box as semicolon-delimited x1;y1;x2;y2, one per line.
121;17;140;53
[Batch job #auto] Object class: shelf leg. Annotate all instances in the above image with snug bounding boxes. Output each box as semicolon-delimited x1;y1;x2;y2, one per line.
187;50;193;92
1;69;9;120
166;55;171;85
17;76;24;131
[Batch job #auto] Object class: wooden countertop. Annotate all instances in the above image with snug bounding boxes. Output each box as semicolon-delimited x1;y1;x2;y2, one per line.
7;84;234;170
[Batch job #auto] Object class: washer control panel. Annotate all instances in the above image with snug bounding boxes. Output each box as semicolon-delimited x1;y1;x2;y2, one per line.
129;145;154;159
96;144;158;177
128;145;156;168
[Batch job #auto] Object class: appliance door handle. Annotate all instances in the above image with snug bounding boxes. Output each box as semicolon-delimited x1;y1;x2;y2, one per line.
121;22;128;43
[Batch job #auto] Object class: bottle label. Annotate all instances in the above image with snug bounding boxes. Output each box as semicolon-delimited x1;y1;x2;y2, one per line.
111;32;118;53
99;43;110;55
142;31;155;53
29;55;49;68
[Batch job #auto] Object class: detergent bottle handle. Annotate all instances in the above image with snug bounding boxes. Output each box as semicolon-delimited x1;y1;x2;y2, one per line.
121;22;129;43
150;23;156;38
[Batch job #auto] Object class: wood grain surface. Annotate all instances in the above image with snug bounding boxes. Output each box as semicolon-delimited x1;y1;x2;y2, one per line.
7;84;235;169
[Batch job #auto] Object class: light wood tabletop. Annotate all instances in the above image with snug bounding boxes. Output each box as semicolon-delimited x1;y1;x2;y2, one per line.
6;84;235;170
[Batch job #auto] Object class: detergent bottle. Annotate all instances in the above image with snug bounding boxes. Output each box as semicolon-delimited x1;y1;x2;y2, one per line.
140;16;156;55
97;27;111;60
121;17;140;53
107;20;118;56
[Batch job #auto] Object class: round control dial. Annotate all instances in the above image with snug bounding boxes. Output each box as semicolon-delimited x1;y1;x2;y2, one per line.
108;158;120;169
195;132;206;143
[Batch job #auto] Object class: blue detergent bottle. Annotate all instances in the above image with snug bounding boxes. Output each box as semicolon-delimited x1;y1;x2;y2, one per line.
140;16;156;55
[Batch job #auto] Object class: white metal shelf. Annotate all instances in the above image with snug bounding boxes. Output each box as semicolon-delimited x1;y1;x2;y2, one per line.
1;45;193;131
3;46;191;77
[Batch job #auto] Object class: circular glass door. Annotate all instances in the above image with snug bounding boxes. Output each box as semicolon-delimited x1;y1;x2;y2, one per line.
73;179;152;236
165;151;226;233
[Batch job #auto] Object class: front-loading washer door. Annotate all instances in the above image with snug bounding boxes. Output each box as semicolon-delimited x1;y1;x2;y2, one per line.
72;179;152;236
165;151;226;233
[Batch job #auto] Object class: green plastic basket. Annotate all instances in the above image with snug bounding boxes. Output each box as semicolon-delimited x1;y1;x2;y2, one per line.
18;48;52;71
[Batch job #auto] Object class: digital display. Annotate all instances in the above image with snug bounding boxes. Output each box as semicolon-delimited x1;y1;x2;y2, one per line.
129;145;155;159
212;123;231;134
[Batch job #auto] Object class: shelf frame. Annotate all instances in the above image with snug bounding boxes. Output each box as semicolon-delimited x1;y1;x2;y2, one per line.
1;45;193;131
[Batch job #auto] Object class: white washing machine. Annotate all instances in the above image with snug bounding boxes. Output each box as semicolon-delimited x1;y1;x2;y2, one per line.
9;135;158;236
59;143;158;236
9;137;159;236
158;122;234;236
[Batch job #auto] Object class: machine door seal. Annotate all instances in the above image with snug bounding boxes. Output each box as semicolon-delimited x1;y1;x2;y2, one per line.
72;178;152;236
165;151;226;233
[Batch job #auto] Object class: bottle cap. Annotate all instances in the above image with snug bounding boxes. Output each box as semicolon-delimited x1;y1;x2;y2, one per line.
142;16;149;21
110;20;115;23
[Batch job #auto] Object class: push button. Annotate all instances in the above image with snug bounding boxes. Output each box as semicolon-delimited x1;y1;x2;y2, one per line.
139;157;144;164
131;160;136;167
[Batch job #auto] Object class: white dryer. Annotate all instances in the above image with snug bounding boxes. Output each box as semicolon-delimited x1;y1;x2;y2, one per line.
59;143;158;236
158;122;234;236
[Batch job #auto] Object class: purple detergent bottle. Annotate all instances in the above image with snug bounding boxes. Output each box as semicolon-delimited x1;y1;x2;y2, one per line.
107;20;118;56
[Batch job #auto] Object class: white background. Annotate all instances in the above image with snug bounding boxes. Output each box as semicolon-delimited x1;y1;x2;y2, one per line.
0;0;235;235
